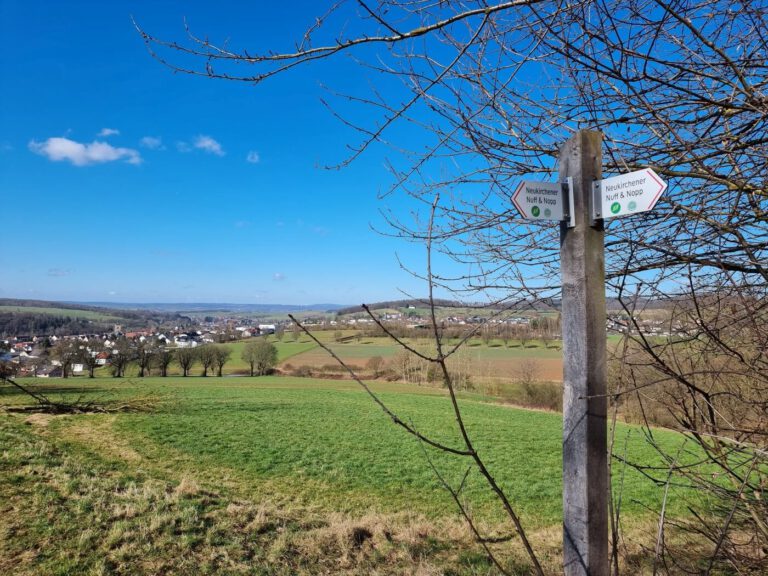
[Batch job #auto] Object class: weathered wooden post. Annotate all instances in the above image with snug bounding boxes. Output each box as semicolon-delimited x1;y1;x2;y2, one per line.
512;129;666;574
559;129;609;576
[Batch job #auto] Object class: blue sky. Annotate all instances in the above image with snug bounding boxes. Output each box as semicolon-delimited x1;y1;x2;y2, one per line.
0;1;443;305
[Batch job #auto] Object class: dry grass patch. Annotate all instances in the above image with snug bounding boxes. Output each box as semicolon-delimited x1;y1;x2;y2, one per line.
23;413;55;428
62;415;143;463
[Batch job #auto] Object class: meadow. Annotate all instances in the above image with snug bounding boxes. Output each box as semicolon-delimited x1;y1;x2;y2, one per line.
0;376;707;575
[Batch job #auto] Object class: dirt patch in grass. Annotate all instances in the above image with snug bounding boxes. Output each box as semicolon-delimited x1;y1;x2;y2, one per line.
62;415;144;463
23;413;55;428
477;357;563;382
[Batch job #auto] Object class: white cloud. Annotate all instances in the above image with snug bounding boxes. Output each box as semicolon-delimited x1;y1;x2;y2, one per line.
246;151;260;164
98;128;120;137
29;137;141;166
273;272;286;282
193;135;225;156
47;268;72;277
140;136;164;150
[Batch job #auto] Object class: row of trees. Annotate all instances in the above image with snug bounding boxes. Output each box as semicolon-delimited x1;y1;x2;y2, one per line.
48;338;278;378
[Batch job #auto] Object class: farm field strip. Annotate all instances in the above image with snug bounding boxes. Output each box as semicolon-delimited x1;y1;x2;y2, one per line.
282;337;565;381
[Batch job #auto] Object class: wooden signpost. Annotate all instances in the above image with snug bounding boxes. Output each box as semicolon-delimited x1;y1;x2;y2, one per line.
512;130;667;576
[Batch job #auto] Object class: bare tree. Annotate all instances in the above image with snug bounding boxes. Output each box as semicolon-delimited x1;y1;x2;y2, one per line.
153;346;174;377
175;347;197;377
109;339;133;378
134;339;157;377
51;339;80;379
497;325;508;349
515;325;530;350
138;2;768;571
212;346;231;377
198;345;216;377
241;340;278;376
0;358;18;379
365;355;384;378
79;340;104;378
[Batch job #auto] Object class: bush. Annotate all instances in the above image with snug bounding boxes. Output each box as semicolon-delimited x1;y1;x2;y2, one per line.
521;382;562;411
292;365;313;377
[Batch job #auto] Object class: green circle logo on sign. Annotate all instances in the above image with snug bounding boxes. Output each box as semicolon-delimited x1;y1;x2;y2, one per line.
610;202;621;214
531;206;541;217
628;200;637;211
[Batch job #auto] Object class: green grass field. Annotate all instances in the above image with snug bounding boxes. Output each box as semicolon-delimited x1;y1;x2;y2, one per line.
0;376;711;574
218;338;320;369
471;343;561;360
285;336;563;361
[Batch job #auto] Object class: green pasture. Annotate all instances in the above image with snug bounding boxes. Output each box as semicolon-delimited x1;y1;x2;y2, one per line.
1;377;702;527
218;338;319;368
2;376;724;575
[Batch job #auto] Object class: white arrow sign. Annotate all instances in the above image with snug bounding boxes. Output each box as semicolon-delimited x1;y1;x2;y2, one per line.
512;180;573;226
593;168;667;220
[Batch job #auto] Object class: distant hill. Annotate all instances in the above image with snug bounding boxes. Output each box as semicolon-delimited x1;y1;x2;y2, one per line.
74;302;347;314
336;299;465;316
0;299;191;338
335;297;662;316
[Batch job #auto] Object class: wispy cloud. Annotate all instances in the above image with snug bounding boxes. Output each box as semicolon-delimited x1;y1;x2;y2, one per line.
29;137;141;166
273;272;286;282
150;249;184;258
47;268;72;277
98;128;120;137
194;135;224;156
176;141;192;153
140;136;164;150
246;150;260;164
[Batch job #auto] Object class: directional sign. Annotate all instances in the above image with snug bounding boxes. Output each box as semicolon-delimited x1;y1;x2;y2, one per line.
593;168;667;220
512;180;572;225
